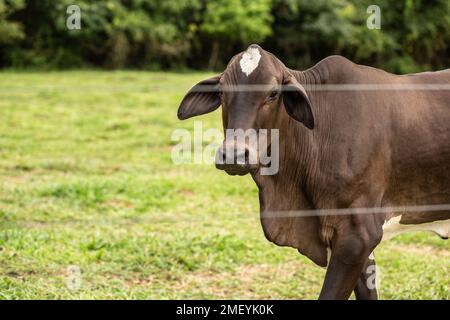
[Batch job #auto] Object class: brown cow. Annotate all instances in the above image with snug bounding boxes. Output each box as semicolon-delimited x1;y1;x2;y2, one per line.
177;44;450;299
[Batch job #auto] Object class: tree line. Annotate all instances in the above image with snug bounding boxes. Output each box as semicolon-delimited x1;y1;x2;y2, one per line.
1;0;449;73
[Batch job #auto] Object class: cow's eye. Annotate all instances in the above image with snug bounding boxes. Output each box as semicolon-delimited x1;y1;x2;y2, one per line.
268;90;279;100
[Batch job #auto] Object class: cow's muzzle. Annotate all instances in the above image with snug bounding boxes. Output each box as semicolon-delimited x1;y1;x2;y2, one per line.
215;144;259;176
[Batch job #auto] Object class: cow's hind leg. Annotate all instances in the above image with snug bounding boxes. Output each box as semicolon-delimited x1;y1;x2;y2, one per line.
354;255;378;300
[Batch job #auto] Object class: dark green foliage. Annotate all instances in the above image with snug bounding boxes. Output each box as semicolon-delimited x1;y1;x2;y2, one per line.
0;0;449;72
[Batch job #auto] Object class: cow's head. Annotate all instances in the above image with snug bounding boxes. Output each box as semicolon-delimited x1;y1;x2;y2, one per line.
177;44;314;176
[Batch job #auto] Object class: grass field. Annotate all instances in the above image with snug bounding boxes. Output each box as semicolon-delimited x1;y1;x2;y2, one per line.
0;71;448;299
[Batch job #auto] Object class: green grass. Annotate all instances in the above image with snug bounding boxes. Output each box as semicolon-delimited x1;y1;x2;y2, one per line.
0;71;448;299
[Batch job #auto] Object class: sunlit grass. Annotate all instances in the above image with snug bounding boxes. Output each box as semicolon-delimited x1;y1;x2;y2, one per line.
0;71;448;299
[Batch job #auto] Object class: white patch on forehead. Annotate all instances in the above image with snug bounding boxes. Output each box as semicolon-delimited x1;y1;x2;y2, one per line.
239;47;261;76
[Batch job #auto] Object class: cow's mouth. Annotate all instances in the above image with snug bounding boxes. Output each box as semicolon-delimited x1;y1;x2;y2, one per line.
215;163;259;176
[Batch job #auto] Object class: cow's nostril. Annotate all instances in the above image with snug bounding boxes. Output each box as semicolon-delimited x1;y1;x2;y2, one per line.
215;148;227;166
235;149;250;165
244;149;249;162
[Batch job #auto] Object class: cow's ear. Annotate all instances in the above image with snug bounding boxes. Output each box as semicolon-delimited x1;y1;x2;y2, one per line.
282;76;314;129
177;75;222;120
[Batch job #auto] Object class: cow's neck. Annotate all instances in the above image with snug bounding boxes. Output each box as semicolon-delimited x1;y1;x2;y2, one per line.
260;67;326;194
251;65;329;267
254;65;328;205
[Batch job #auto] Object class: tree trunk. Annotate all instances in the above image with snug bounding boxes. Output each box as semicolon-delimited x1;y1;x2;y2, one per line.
208;40;220;70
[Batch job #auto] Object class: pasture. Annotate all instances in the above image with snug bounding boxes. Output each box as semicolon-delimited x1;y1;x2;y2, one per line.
0;71;448;299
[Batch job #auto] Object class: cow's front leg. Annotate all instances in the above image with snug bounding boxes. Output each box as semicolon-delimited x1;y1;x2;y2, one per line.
319;223;382;300
354;255;378;300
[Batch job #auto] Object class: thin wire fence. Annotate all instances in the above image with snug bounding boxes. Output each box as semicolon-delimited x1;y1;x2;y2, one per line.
1;83;450;94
